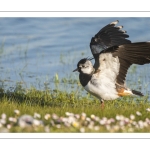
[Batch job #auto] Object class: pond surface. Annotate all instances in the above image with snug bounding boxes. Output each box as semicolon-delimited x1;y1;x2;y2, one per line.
0;17;150;95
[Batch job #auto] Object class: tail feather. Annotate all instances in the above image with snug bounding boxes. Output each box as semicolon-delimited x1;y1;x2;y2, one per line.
132;90;144;96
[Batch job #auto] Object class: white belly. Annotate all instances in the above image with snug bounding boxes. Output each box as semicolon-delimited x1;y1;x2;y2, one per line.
84;77;119;101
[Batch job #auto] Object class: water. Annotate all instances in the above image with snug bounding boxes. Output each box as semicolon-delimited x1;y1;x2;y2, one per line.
0;17;150;95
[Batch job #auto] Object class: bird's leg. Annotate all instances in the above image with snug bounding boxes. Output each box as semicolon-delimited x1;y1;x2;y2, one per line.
100;99;104;109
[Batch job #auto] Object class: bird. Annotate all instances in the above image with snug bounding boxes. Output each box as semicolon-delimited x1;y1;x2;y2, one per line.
73;20;150;107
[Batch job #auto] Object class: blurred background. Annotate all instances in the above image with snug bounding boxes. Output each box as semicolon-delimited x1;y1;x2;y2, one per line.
0;17;150;95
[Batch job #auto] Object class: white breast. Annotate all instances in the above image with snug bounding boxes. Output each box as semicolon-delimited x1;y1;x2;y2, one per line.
84;53;120;101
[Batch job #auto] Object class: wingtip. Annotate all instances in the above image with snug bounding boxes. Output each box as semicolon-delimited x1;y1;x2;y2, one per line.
121;30;127;33
110;20;119;25
117;25;123;29
116;25;127;33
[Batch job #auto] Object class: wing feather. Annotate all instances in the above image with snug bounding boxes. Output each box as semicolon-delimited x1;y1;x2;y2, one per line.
90;20;131;58
105;42;150;85
90;21;150;86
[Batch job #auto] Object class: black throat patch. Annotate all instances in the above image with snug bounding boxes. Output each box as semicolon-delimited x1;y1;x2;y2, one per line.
79;73;92;87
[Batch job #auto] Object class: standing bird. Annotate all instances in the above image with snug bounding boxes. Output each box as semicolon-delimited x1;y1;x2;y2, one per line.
73;20;150;107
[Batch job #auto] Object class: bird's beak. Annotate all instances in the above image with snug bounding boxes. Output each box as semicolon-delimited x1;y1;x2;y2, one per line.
73;68;78;72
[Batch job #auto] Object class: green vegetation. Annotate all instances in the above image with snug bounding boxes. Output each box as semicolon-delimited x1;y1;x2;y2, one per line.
0;45;150;133
0;80;150;133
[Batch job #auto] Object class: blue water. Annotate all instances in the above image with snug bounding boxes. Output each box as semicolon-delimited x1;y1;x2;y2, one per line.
0;17;150;95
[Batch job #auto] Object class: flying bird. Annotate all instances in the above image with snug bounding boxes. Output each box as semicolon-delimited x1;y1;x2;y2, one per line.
73;20;150;107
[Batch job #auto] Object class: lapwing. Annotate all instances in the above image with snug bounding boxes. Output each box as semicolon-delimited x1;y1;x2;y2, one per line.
73;20;150;107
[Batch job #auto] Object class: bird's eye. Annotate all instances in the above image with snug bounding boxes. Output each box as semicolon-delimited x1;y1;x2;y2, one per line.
82;65;88;68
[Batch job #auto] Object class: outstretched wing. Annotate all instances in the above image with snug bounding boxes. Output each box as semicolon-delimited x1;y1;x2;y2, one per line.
99;42;150;85
90;20;131;59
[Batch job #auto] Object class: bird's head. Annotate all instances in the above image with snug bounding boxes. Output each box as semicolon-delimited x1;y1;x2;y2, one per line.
73;57;94;74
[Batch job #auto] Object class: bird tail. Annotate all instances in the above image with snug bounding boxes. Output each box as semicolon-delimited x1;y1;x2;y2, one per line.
116;83;144;97
132;90;144;96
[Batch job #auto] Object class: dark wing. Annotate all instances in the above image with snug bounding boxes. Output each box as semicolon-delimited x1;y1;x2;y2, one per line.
90;20;131;59
105;42;150;85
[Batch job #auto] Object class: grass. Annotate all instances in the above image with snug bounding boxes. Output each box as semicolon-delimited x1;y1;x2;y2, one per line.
0;81;150;133
0;43;150;133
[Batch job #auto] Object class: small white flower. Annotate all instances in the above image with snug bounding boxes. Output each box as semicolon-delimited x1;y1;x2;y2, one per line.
1;113;6;120
102;117;108;121
68;116;76;124
110;118;115;123
99;119;106;125
86;117;91;122
14;110;20;115
119;120;125;126
81;112;86;117
61;117;68;123
56;124;61;128
136;111;142;116
116;115;125;121
88;124;94;130
81;112;86;120
9;117;17;123
52;113;59;120
74;114;80;119
106;119;112;125
146;108;150;112
0;119;6;125
138;120;144;128
124;118;129;123
95;116;100;122
119;115;125;121
65;112;70;116
33;119;42;126
132;121;137;126
145;118;150;124
116;115;120;120
44;114;51;120
7;124;12;129
34;112;41;119
91;114;95;120
80;127;85;133
89;121;95;126
66;112;74;117
130;114;135;120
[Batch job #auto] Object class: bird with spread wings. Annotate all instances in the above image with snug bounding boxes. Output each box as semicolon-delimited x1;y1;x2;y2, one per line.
73;20;150;106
